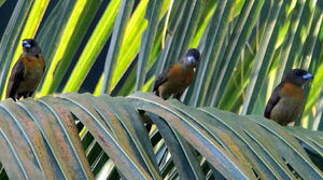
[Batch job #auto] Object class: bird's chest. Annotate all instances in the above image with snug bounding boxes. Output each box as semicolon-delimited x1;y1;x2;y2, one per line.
271;85;305;125
272;98;304;116
19;57;44;91
168;66;194;87
24;59;44;81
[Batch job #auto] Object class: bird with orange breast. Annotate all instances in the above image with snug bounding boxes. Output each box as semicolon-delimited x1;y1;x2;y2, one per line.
153;48;200;100
6;39;45;101
264;69;313;126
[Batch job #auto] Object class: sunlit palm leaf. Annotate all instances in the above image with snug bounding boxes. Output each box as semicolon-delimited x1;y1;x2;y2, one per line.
130;92;323;179
39;0;101;96
0;92;322;179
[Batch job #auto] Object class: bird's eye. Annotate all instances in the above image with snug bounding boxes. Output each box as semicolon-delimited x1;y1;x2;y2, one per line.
295;70;305;76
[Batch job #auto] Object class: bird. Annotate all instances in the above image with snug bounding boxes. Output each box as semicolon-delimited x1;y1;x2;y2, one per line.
264;69;313;126
6;39;45;101
153;48;200;100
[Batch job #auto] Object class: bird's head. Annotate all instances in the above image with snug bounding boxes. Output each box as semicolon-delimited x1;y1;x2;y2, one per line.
182;48;200;68
22;39;41;55
284;69;313;86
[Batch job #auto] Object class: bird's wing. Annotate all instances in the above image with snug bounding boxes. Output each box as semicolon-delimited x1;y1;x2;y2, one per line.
40;55;46;72
153;67;171;95
264;85;281;118
6;59;25;98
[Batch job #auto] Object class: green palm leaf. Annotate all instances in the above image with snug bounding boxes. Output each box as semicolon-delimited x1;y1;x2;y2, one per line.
0;93;321;179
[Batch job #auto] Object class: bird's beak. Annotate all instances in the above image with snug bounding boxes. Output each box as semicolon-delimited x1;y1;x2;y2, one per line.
23;41;31;48
187;56;195;62
302;73;313;80
186;56;196;64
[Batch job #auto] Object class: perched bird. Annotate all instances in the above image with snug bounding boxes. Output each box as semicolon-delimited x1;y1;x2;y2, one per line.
153;48;200;100
264;69;313;126
6;39;45;100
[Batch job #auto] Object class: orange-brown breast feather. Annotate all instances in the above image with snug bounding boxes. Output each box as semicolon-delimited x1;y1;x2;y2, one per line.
167;64;183;75
280;82;304;99
154;63;195;99
18;55;45;91
20;55;45;72
167;64;194;85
